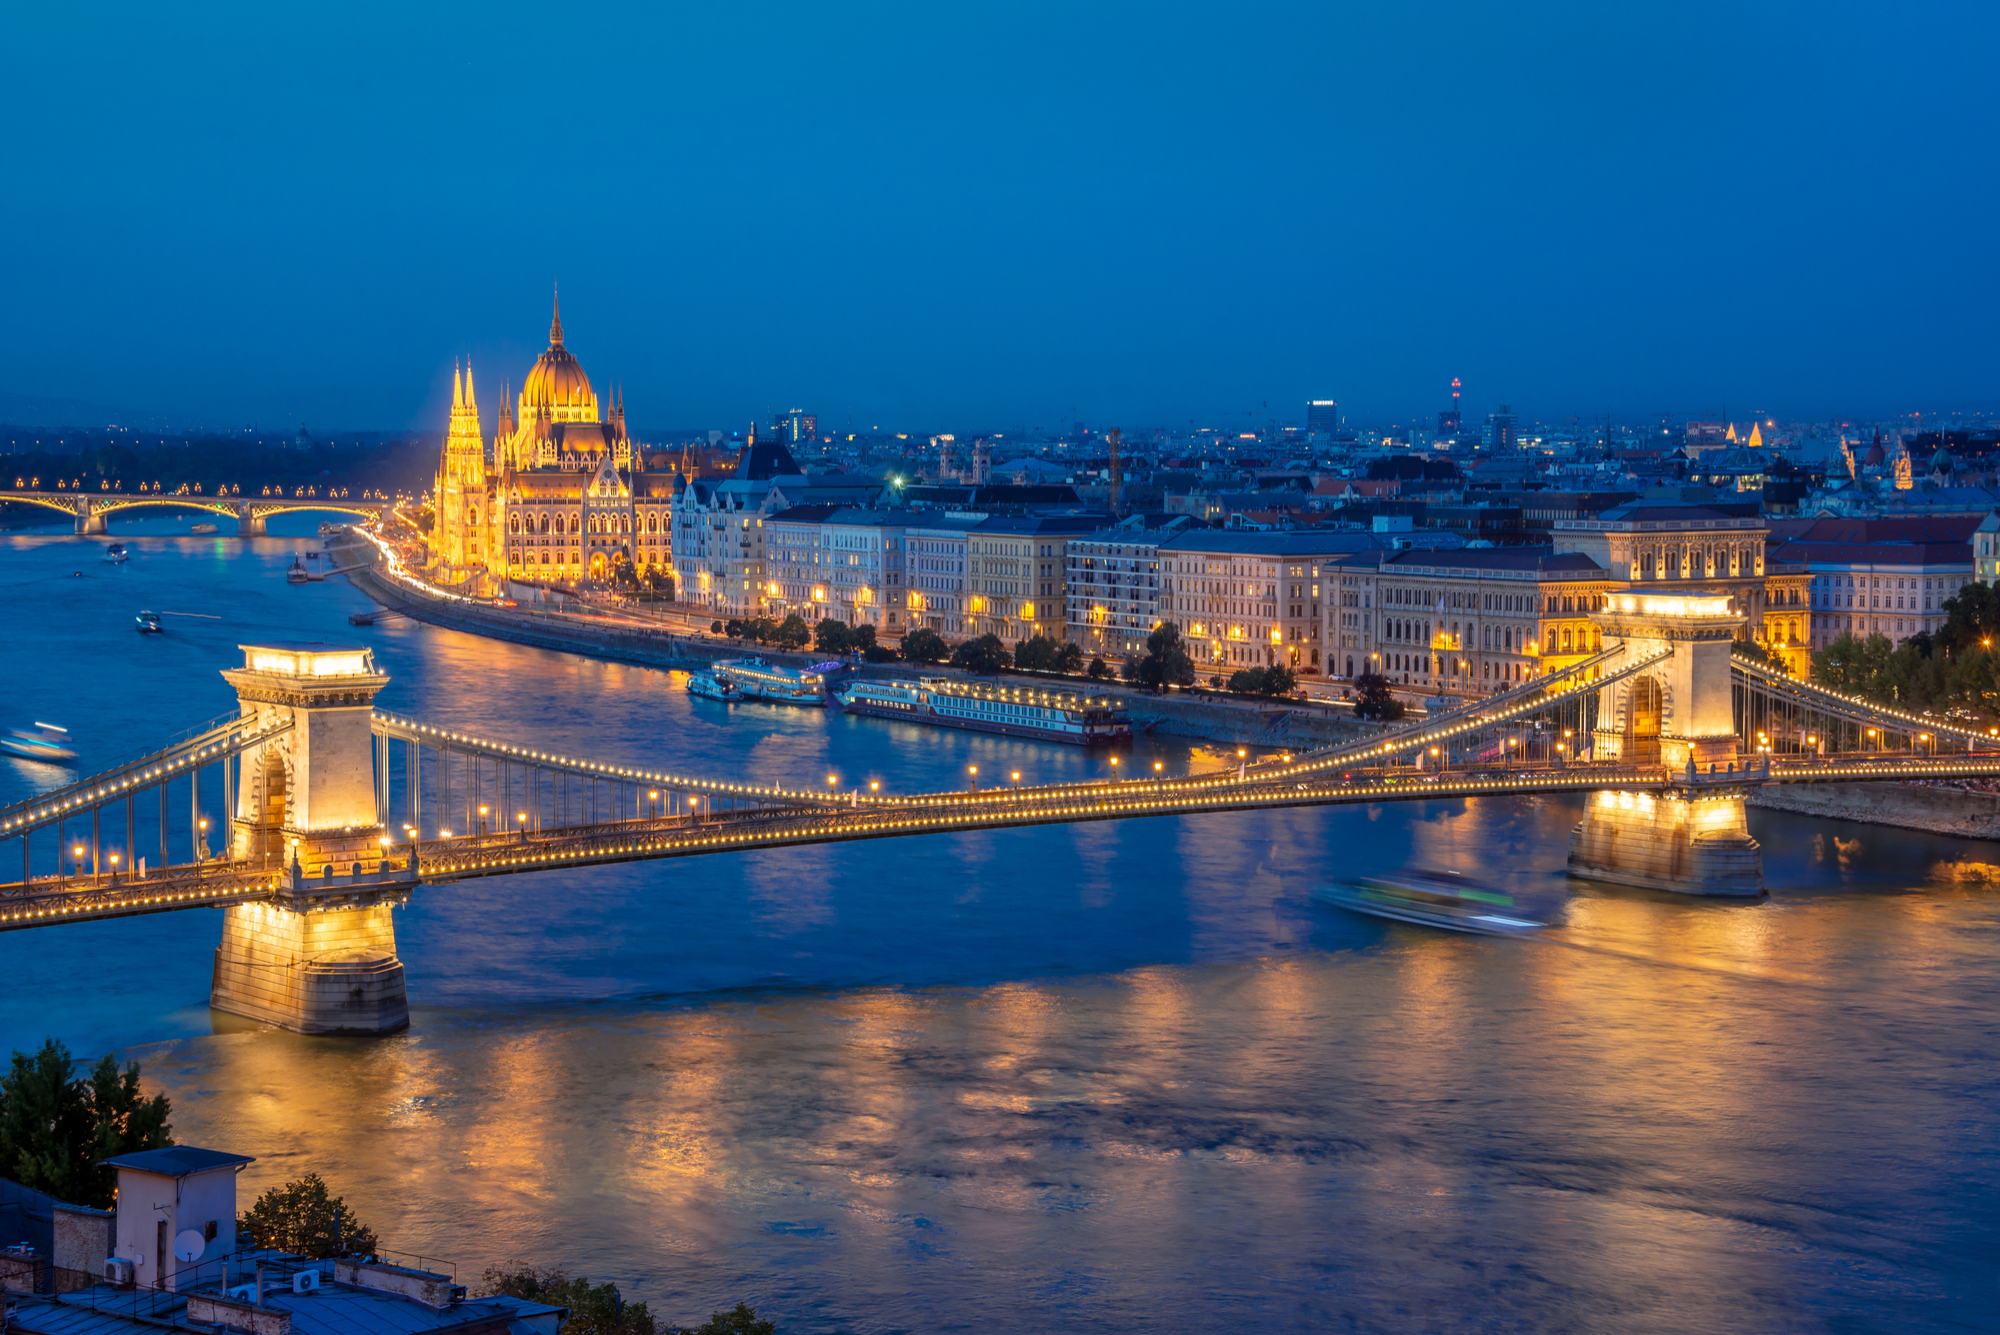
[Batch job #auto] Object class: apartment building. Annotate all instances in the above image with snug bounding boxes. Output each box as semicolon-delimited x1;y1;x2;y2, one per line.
966;515;1102;643
1156;531;1348;673
1066;530;1168;658
1328;547;1614;695
764;506;910;631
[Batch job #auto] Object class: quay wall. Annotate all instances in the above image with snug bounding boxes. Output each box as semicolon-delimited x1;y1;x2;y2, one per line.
342;545;1379;752
1750;781;2000;839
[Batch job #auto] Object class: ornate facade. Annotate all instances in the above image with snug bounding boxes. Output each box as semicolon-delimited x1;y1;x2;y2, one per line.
431;295;674;587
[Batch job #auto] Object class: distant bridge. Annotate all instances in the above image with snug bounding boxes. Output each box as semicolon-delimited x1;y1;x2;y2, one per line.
0;488;390;535
0;592;1994;1032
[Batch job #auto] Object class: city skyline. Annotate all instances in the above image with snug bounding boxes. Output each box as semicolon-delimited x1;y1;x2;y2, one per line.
5;3;1996;432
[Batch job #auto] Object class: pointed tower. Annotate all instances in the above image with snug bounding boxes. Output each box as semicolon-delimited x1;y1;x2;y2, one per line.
435;359;488;571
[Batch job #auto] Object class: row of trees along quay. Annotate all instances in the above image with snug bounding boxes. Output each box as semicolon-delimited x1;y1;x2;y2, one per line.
706;618;1304;700
1811;581;2000;723
0;1035;784;1334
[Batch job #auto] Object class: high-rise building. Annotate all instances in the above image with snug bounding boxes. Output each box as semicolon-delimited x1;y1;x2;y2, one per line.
1307;400;1339;434
1484;404;1518;451
786;409;817;445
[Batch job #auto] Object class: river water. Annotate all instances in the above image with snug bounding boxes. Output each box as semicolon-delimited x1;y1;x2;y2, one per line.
4;520;1997;1333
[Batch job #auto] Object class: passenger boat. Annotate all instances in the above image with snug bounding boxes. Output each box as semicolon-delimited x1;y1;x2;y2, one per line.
713;657;839;706
102;542;128;564
1314;870;1543;936
134;610;164;634
286;557;312;584
685;670;741;702
1;723;77;764
190;523;218;534
836;676;1131;745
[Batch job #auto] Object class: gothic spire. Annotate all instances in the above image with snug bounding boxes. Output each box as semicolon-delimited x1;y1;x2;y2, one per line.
550;282;564;347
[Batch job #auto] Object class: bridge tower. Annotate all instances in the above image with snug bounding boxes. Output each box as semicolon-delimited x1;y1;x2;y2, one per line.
1568;592;1763;896
74;496;106;534
211;643;412;1033
235;501;264;537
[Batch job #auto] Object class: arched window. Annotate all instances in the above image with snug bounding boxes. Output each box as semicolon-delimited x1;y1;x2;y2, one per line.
570;514;580;535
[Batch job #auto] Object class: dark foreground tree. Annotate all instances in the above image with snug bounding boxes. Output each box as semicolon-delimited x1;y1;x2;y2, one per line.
774;614;810;651
238;1173;380;1258
482;1266;656;1335
0;1038;172;1208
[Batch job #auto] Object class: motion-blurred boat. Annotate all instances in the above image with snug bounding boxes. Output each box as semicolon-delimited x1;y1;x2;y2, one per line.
190;523;218;534
103;543;128;564
135;610;164;634
1315;869;1543;936
2;723;77;764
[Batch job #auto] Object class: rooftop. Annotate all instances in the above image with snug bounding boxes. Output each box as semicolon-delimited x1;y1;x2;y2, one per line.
99;1147;254;1178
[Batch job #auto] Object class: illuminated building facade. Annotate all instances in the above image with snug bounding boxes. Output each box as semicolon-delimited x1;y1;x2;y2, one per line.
1065;531;1166;658
431;296;675;587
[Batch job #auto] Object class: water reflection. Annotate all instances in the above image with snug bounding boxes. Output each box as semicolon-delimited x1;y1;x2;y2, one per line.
3;526;1998;1329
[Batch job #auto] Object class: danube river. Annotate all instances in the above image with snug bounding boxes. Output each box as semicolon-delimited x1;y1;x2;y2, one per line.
4;520;1997;1332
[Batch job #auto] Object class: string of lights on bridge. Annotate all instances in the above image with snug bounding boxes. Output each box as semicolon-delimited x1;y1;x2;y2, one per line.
0;716;293;836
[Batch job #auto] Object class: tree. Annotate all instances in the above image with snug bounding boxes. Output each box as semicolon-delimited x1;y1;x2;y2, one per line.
1132;622;1196;694
950;633;1013;675
1087;656;1110;680
902;628;950;664
774;614;810;651
724;619;744;639
1813;631;1897;696
1351;670;1405;721
681;1304;776;1335
710;621;723;635
1054;642;1085;674
852;624;878;653
480;1266;655;1335
1731;638;1791;677
814;619;852;653
238;1173;380;1258
0;1039;172;1209
1227;665;1298;697
741;617;776;645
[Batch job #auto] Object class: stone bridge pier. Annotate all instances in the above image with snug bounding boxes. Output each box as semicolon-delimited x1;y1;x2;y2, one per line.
235;503;264;537
1567;592;1764;896
74;498;106;534
212;643;412;1034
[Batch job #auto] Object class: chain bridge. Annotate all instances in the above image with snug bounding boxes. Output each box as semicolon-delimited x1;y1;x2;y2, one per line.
3;591;1996;1035
0;487;390;536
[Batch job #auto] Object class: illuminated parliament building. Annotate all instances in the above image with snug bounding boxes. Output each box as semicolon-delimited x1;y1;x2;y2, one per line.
432;295;675;587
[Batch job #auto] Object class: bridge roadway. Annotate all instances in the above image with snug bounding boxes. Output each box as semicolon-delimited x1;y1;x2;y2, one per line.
0;488;390;535
10;753;2000;932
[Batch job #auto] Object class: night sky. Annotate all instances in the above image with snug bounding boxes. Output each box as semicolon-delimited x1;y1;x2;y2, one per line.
6;2;1995;432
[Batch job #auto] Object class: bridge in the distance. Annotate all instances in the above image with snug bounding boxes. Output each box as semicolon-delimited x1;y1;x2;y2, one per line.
1;590;1994;1035
0;487;390;535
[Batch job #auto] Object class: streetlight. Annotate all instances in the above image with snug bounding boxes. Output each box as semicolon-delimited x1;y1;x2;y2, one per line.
969;764;979;791
73;844;86;883
478;803;489;834
108;852;119;884
196;818;209;861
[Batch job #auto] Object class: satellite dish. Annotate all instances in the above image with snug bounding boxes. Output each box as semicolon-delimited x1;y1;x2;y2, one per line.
174;1229;206;1263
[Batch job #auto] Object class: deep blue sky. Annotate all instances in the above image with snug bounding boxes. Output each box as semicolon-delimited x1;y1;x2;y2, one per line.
5;2;1995;434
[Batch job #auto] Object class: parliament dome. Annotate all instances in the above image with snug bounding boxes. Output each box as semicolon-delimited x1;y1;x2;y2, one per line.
519;290;597;420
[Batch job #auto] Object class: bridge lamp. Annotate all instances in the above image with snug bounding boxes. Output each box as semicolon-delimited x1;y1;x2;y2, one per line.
870;781;880;792
828;774;838;788
1154;761;1164;773
1011;771;1021;785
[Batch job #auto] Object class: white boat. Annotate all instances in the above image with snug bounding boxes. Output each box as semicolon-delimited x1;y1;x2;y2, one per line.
836;676;1131;745
103;543;128;564
2;723;77;764
1314;870;1543;937
686;670;740;702
135;610;164;634
286;557;312;584
190;523;219;535
713;657;838;706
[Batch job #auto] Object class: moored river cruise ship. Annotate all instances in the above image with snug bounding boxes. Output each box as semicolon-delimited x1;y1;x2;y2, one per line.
837;676;1131;745
713;657;843;705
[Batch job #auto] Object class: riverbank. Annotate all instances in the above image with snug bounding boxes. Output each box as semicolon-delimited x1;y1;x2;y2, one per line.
338;536;1380;751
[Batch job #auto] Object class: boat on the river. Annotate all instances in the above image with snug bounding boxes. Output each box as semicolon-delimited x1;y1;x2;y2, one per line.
686;670;741;702
713;657;839;706
1;722;77;764
134;610;164;634
836;676;1131;745
285;557;312;584
190;522;218;534
103;542;128;564
1314;869;1543;937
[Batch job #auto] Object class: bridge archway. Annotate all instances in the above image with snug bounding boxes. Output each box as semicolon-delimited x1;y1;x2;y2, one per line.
1625;676;1663;763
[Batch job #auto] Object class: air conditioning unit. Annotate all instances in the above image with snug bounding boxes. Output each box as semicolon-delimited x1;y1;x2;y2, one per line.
226;1283;259;1303
293;1270;320;1295
102;1258;136;1287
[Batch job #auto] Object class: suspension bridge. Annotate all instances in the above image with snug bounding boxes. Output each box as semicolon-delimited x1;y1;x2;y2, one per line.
2;590;1995;1033
0;487;389;536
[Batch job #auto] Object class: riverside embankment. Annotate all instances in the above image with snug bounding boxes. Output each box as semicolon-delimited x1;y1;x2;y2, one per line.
339;538;1377;750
